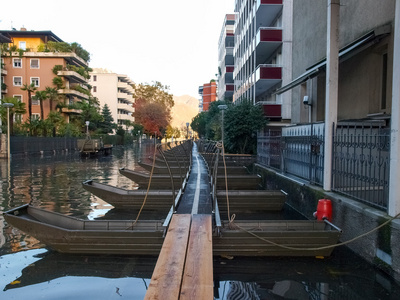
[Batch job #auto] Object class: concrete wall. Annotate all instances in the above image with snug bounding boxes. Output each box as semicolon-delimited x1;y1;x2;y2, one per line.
256;164;400;283
290;0;395;123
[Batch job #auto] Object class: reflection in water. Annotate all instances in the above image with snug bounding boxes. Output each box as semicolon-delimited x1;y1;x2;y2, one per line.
1;144;400;299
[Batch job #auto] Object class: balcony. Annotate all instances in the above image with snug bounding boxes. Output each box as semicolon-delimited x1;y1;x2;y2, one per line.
61;107;83;114
255;64;282;96
57;71;87;84
255;28;282;65
58;88;89;100
117;114;134;122
118;81;134;93
117;102;134;113
226;84;234;92
256;0;283;29
262;104;281;120
21;52;88;67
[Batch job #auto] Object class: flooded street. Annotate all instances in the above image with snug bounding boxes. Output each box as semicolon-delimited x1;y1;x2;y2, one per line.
1;144;399;299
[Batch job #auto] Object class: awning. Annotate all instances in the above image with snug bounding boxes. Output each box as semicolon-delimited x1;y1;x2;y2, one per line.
275;24;391;94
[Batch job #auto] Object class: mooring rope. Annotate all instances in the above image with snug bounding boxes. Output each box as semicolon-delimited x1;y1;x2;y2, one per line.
215;141;237;229
231;212;400;251
127;141;158;229
211;139;400;251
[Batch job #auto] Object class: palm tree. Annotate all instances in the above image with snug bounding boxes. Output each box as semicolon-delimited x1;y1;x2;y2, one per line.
45;87;59;112
0;96;27;135
34;90;48;120
21;83;37;120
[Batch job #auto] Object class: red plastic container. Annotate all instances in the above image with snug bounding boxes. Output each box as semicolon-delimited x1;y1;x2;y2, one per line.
314;199;332;221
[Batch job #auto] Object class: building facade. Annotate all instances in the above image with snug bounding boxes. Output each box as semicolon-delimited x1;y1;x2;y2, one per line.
217;14;235;102
198;81;217;111
233;0;292;121
0;28;90;123
89;68;135;129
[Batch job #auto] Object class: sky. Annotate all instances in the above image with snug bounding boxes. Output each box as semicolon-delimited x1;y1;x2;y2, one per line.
0;0;235;97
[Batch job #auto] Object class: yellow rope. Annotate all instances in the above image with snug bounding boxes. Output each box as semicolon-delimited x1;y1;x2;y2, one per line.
216;141;236;228
232;212;400;251
128;141;158;229
211;139;400;252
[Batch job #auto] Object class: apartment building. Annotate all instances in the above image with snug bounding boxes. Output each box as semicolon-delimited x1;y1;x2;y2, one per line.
217;14;235;101
233;0;292;121
0;28;90;123
89;68;135;129
198;81;217;112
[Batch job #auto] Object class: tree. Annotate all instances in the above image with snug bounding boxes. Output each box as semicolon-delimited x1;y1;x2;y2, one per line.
190;112;207;138
98;104;116;134
133;81;174;137
0;97;26;135
45;87;61;112
136;102;169;136
45;111;65;137
224;101;267;154
34;90;48;120
21;83;37;120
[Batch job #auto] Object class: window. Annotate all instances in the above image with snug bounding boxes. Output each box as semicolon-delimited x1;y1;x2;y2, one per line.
32;98;40;105
30;59;39;69
13;95;23;102
93;75;97;81
31;113;40;120
19;41;26;50
93;86;97;92
13;58;22;68
31;77;40;87
13;76;22;86
14;114;23;123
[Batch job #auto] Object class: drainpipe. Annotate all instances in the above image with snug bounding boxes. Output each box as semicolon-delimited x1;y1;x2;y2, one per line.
323;0;340;191
388;0;400;217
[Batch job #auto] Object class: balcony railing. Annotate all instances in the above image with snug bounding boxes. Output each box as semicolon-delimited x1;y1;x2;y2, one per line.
58;88;89;100
254;64;282;96
256;0;283;29
256;27;282;65
57;70;87;84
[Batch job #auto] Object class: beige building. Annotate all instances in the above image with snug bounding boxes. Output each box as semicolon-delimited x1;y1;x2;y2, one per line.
89;68;135;130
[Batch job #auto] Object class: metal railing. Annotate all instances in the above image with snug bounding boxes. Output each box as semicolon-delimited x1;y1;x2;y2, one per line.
257;121;390;210
332;122;390;210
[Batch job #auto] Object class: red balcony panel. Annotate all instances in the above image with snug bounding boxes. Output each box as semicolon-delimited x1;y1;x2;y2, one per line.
226;33;234;36
261;0;282;4
263;104;281;119
260;29;282;42
259;66;282;79
226;84;234;91
226;66;234;73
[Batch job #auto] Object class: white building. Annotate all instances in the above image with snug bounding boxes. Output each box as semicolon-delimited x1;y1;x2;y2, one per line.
89;68;135;129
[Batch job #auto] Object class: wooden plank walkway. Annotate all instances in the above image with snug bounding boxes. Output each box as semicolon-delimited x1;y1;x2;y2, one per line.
145;214;213;300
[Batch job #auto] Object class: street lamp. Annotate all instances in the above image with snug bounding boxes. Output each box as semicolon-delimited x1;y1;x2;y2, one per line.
218;104;227;144
85;121;90;137
186;122;189;139
3;102;14;158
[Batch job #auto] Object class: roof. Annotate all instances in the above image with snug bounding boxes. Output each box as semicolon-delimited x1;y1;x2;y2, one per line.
0;33;12;43
0;30;63;42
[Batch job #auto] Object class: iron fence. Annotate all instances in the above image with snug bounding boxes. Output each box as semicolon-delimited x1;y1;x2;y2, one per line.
10;137;77;154
257;121;390;210
332;122;390;210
